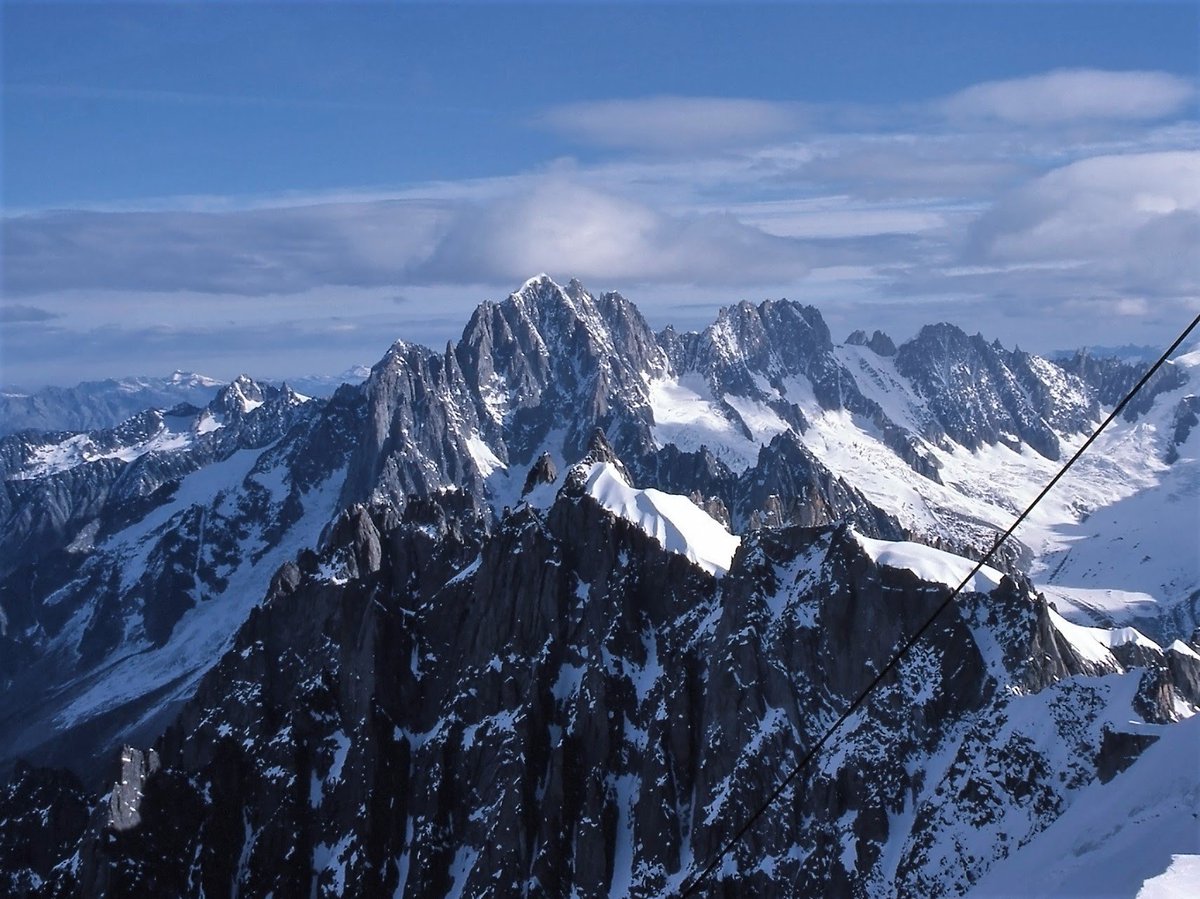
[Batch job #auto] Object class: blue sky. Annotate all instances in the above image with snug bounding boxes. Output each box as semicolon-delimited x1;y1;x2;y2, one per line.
3;2;1199;386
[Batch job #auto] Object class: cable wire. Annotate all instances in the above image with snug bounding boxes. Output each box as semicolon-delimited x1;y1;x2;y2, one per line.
675;312;1200;898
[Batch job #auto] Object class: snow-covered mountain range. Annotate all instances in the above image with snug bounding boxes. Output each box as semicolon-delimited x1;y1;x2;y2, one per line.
1;275;1196;896
0;367;370;438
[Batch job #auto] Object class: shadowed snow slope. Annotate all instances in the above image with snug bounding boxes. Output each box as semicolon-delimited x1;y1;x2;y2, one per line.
584;462;740;575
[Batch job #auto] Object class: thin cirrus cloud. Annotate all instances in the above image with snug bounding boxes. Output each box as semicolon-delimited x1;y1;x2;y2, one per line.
1;201;451;296
878;150;1200;316
1;179;813;296
0;304;60;324
939;68;1195;125
4;67;1199;386
536;96;809;152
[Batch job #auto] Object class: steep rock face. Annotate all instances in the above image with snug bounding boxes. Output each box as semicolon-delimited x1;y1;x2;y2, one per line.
340;340;487;510
341;276;667;514
894;326;1079;460
452;276;668;465
1052;350;1189;421
846;329;897;357
0;762;89;895
16;473;1194;898
663;300;843;408
1165;394;1199;463
733;431;905;536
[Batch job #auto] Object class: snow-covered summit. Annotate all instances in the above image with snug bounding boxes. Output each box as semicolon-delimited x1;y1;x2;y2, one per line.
851;530;1004;594
583;461;740;576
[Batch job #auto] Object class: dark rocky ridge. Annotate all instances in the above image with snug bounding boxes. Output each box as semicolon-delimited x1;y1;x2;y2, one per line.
6;470;1195;897
846;329;897;357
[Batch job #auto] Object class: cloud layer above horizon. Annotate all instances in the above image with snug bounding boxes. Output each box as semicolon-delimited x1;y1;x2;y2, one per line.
3;67;1199;385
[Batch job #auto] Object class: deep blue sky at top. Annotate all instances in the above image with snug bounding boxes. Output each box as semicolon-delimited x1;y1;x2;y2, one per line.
6;2;1198;209
3;3;1199;385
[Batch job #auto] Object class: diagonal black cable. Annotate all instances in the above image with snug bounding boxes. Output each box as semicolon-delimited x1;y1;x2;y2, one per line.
675;312;1200;898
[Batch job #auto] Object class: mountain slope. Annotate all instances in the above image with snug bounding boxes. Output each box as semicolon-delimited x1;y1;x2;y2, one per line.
1;276;1196;896
8;457;1196;896
0;373;224;438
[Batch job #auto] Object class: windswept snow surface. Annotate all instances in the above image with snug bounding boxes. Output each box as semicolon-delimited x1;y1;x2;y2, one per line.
1138;856;1200;899
969;715;1200;898
851;530;1003;593
1047;606;1161;667
647;374;765;471
584;462;740;575
464;434;504;477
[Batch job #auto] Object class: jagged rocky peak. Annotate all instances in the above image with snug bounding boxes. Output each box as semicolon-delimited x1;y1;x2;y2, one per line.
709;298;833;370
462;273;667;382
1166;394;1199;463
894;322;1075;459
564;427;632;492
106;746;159;832
213;373;271;415
869;330;896;355
846;328;897;356
521;451;558;496
662;298;841;402
341;337;487;510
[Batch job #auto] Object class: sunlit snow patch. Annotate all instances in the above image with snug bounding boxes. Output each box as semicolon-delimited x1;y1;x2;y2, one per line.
852;530;1003;593
584;462;740;576
465;434;504;477
13;423;196;480
646;374;764;471
1046;606;1161;667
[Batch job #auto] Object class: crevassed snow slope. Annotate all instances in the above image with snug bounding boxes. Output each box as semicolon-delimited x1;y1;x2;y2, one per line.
648;341;1197;637
585;462;740;575
48;453;346;735
1034;361;1199;637
647;373;765;471
968;714;1200;899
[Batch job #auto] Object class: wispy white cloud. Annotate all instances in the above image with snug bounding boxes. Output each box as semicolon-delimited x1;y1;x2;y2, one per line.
939;68;1194;125
965;150;1200;283
5;69;1199;384
415;178;812;285
2;201;451;295
536;96;809;152
2;177;817;295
